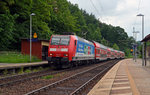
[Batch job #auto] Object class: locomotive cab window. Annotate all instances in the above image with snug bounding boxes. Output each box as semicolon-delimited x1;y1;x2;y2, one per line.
51;36;70;45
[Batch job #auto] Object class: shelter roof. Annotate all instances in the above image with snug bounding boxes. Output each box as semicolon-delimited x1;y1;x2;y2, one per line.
141;34;150;42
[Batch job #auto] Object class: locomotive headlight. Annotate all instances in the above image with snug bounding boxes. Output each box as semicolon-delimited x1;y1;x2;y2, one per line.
61;48;68;52
50;53;53;56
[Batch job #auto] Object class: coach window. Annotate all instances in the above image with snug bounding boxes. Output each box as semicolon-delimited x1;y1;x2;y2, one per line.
107;51;110;55
97;50;98;54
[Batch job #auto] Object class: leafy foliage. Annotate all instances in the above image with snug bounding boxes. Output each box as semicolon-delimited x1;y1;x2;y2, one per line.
0;0;135;57
125;48;133;58
113;43;119;50
0;13;17;50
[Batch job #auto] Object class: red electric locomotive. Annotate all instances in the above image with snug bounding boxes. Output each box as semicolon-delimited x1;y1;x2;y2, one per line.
47;34;95;68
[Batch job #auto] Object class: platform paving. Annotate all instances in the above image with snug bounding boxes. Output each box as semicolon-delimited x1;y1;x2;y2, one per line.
88;59;150;95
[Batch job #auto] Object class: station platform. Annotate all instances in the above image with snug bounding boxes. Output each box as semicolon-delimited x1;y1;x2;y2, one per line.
0;61;48;70
88;59;150;95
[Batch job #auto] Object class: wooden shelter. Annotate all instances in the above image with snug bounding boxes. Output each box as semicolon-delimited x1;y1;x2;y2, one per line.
141;34;150;66
21;38;49;60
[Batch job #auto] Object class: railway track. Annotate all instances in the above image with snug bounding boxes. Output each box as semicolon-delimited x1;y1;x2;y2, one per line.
0;60;120;95
0;69;64;87
0;63;96;87
0;60;110;87
25;60;119;95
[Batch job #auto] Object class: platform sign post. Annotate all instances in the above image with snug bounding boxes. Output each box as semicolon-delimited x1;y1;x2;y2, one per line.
131;49;133;58
134;44;137;62
131;44;135;60
132;44;137;62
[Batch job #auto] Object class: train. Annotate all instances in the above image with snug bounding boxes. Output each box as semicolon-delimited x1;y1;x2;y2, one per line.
47;34;125;68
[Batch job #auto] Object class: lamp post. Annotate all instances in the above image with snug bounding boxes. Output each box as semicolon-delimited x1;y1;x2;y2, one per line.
137;13;144;66
30;13;35;62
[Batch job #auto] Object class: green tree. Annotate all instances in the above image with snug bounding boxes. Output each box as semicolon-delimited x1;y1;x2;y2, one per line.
0;13;16;50
49;0;77;34
112;43;119;50
125;48;132;58
0;0;135;54
68;3;86;36
31;0;53;39
101;38;109;46
0;0;15;14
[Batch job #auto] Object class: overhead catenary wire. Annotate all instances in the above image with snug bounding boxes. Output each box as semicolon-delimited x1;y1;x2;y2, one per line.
133;0;142;26
132;0;143;41
97;0;109;23
137;0;142;12
89;0;102;21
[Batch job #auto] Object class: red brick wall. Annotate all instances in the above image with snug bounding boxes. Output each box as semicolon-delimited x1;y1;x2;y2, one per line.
21;39;42;59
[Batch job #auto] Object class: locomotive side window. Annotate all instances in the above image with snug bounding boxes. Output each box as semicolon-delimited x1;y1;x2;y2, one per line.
75;40;77;46
51;36;70;45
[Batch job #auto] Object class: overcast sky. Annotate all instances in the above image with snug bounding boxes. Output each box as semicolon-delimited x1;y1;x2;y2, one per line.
67;0;149;41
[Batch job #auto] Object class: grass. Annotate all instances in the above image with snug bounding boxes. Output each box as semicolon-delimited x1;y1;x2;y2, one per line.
18;67;24;74
3;69;8;75
55;72;65;77
41;75;54;79
41;72;65;80
24;69;32;73
0;51;41;63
